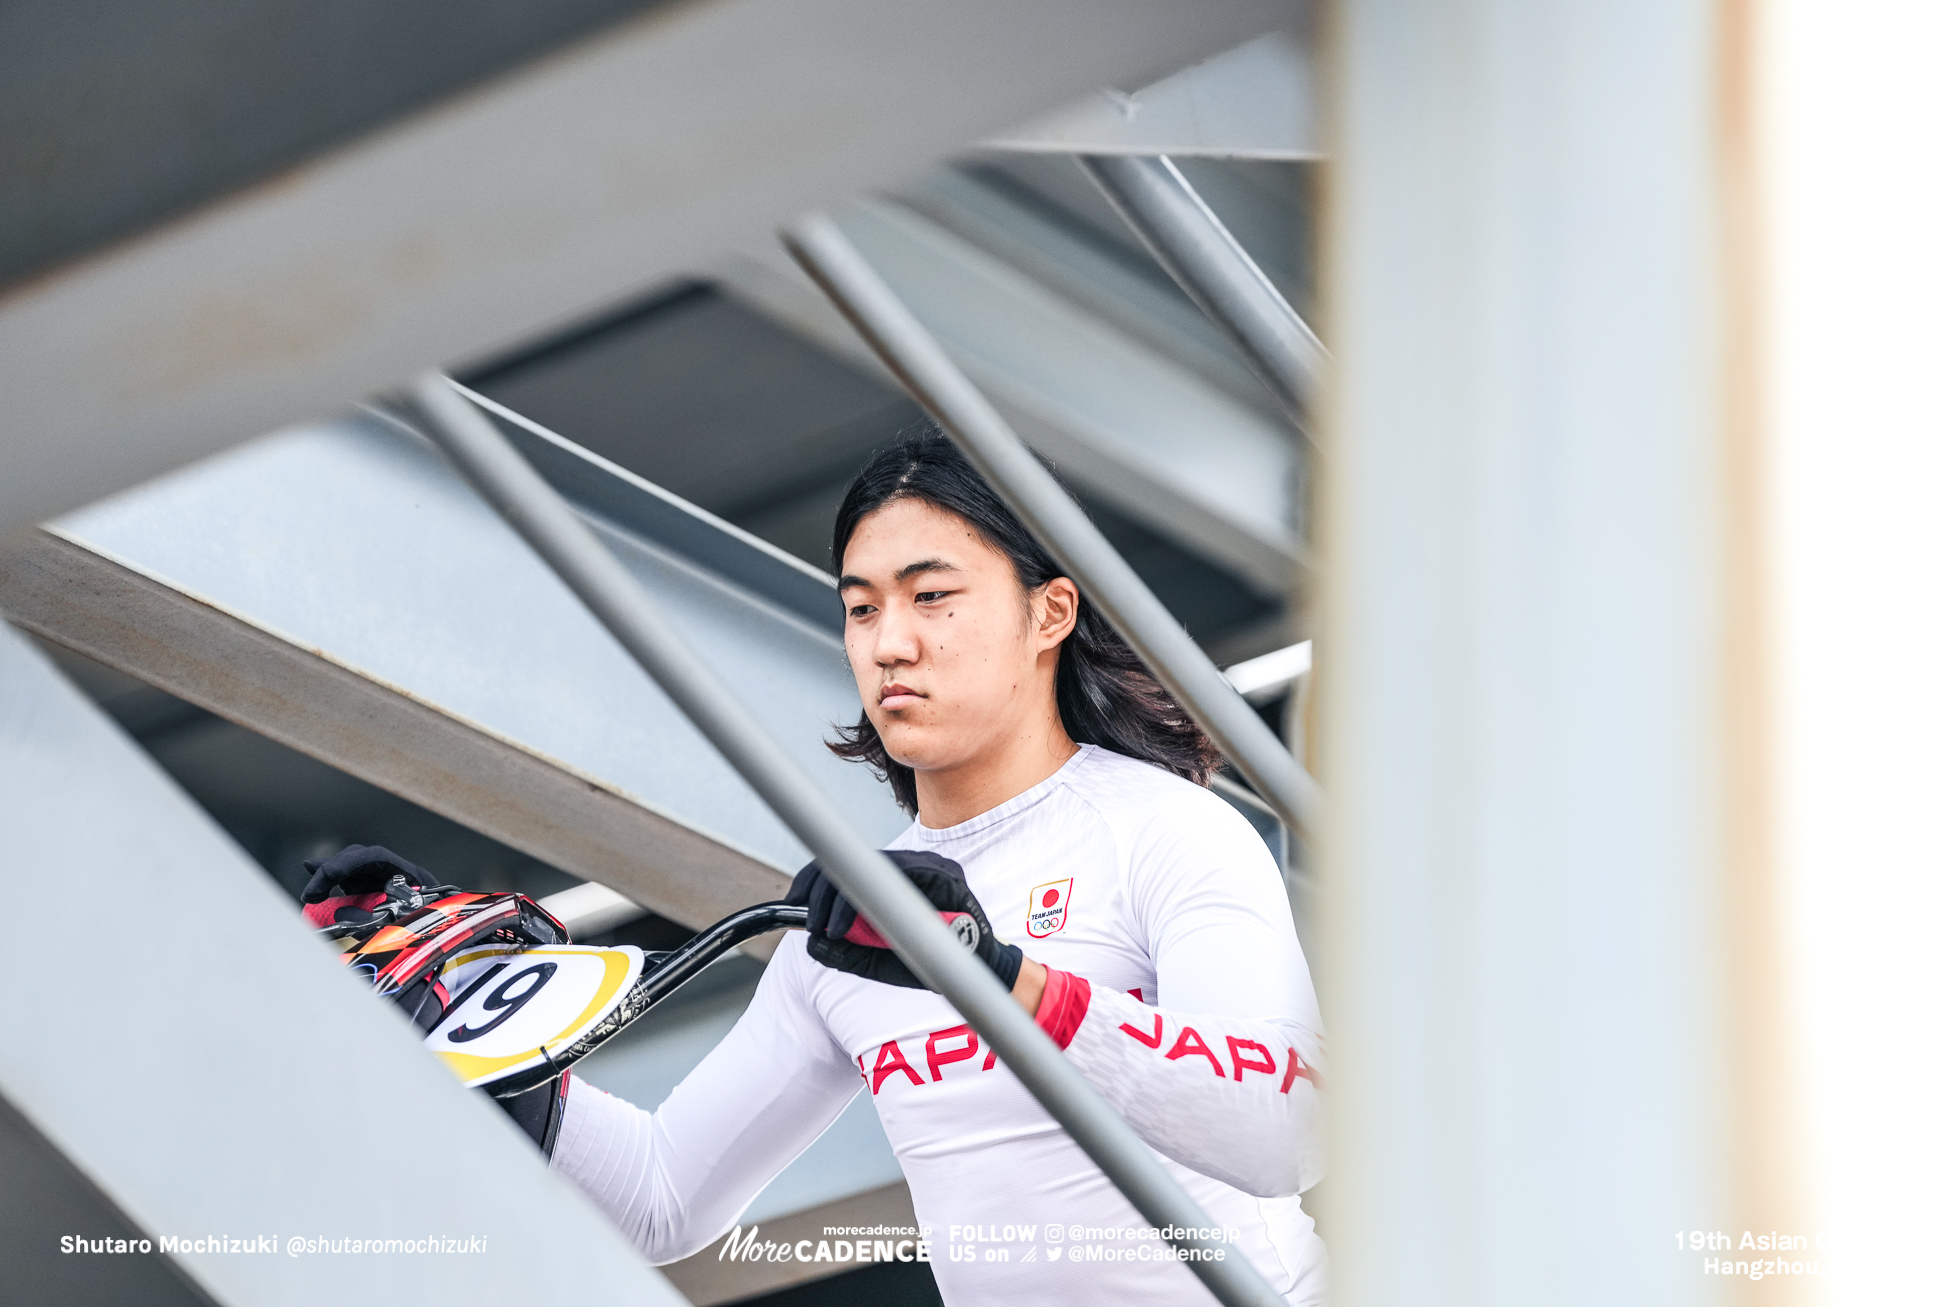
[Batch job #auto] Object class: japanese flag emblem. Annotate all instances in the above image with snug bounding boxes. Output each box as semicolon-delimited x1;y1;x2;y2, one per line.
1026;878;1073;938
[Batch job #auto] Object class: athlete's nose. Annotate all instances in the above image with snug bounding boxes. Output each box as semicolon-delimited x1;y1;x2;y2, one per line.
872;607;922;669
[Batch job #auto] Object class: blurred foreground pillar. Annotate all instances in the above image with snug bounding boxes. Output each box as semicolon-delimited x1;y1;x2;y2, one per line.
1321;1;1960;1301
1320;2;1738;1304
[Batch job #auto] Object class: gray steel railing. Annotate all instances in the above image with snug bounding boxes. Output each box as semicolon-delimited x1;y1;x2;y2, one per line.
409;374;1288;1307
781;215;1321;841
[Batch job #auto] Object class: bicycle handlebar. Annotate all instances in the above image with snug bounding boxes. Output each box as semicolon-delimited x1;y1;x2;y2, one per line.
488;901;808;1098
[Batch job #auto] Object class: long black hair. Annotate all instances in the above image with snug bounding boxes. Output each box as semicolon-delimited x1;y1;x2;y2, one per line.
828;427;1222;813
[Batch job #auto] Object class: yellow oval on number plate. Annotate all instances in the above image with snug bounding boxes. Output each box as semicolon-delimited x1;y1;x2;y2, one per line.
424;944;643;1087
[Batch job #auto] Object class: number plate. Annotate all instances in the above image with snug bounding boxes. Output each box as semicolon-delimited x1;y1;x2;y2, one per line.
423;944;643;1087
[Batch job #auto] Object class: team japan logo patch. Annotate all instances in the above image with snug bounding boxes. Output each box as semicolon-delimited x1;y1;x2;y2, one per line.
1026;878;1074;938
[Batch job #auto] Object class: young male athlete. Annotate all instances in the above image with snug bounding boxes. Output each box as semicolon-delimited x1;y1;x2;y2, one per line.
547;433;1327;1303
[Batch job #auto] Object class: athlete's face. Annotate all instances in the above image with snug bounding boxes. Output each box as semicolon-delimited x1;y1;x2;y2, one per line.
838;499;1077;783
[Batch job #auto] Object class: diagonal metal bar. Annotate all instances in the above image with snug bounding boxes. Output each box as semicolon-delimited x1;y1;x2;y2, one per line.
1;398;891;945
1077;153;1330;434
0;622;679;1305
408;373;1287;1307
781;213;1321;840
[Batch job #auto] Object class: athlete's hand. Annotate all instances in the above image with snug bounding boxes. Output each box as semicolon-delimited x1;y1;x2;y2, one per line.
786;850;1025;992
299;843;436;903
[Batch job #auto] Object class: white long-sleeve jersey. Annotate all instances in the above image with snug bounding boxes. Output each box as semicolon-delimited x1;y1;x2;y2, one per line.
551;745;1327;1304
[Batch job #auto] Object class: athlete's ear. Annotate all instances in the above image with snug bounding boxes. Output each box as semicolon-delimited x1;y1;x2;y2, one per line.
1032;577;1079;651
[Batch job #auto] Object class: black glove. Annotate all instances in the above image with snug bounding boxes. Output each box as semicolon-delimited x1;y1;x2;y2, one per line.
492;1070;571;1158
301;844;436;905
786;849;1024;991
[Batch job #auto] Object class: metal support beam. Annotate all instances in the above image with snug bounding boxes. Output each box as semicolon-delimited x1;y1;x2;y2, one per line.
1;396;905;939
716;204;1304;597
783;214;1321;840
1078;154;1329;426
0;0;1294;537
0;622;677;1305
891;165;1290;422
985;32;1321;160
410;374;1286;1307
